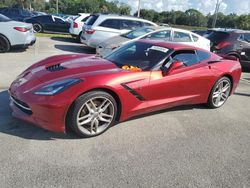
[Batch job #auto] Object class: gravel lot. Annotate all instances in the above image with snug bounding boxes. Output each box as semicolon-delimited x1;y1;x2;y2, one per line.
0;37;249;188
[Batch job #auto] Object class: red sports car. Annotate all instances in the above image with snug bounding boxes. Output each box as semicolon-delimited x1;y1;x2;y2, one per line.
9;40;241;137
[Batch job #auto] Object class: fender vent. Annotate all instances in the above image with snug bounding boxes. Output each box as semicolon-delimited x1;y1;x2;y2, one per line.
46;64;66;72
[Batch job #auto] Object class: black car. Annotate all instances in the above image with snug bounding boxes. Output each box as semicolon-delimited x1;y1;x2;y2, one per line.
207;30;250;70
0;7;34;21
24;15;70;33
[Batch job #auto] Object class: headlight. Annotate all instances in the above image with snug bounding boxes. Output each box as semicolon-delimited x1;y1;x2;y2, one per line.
34;78;82;95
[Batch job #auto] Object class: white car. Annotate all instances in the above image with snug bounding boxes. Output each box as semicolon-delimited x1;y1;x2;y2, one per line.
0;14;36;53
80;13;157;48
97;26;211;57
69;13;90;41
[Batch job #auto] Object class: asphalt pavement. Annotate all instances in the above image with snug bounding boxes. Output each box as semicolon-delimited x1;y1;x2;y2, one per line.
0;37;249;188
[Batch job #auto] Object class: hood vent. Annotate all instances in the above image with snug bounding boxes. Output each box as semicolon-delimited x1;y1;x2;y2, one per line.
46;64;66;72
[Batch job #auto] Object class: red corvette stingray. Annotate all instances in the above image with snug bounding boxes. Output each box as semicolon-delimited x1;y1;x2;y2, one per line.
9;40;241;137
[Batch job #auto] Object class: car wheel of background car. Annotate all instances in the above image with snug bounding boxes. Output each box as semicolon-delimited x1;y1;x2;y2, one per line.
0;35;10;53
33;23;43;33
208;77;232;108
76;31;82;43
68;91;118;137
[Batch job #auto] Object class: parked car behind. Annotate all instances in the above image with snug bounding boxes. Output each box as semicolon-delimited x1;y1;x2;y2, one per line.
0;7;34;21
81;13;157;48
97;26;210;57
24;15;70;33
0;14;35;53
69;13;90;41
207;29;250;70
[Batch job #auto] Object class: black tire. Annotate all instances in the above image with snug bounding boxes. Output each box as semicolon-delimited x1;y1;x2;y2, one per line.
76;31;82;43
33;23;43;33
67;91;118;137
0;35;10;53
207;76;232;109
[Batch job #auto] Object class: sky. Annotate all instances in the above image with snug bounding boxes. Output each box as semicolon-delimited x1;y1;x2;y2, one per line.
113;0;250;15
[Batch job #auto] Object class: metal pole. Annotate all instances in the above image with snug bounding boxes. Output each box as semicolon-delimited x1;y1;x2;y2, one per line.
212;0;220;28
56;0;58;14
137;0;141;17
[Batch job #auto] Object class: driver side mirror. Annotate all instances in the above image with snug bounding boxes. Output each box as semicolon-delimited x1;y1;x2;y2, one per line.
162;61;185;76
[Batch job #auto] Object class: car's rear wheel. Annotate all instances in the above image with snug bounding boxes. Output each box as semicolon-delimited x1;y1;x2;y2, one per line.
33;23;43;33
68;91;117;137
76;31;82;43
0;35;10;53
208;77;232;108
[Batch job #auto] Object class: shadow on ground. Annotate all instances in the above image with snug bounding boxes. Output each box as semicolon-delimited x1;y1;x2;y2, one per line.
51;36;79;43
234;92;250;97
54;44;95;54
0;89;211;141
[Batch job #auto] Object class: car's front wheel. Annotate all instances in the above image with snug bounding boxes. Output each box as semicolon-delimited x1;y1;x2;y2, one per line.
0;35;10;53
208;77;232;108
68;91;117;137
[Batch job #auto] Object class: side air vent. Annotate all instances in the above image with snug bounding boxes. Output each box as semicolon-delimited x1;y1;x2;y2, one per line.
46;64;66;72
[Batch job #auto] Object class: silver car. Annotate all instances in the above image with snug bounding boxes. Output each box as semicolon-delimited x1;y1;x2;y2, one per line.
81;13;157;48
97;26;211;57
0;14;36;53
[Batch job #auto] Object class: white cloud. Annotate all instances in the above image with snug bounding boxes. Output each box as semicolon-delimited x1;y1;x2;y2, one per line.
112;0;250;15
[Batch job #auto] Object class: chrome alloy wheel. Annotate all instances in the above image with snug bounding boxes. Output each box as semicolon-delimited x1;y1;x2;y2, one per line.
33;23;42;33
212;79;231;107
76;97;115;136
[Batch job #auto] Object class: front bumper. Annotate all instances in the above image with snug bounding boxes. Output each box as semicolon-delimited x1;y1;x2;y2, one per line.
8;88;68;133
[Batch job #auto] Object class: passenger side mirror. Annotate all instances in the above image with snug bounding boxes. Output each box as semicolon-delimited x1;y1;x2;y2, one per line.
162;61;185;76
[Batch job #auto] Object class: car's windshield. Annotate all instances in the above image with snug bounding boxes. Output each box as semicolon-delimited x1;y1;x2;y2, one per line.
104;41;171;71
122;27;155;39
0;14;11;22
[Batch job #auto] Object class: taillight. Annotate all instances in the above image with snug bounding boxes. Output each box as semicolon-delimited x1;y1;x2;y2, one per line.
215;41;231;50
85;29;95;34
73;22;78;28
14;27;30;32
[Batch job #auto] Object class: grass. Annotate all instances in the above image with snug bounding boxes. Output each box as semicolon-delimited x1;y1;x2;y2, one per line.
35;33;71;38
170;24;207;31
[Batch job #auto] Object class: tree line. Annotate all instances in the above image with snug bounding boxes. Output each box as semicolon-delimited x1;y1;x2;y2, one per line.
0;0;249;30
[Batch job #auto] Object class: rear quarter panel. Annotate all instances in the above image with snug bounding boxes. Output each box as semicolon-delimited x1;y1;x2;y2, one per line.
209;59;241;95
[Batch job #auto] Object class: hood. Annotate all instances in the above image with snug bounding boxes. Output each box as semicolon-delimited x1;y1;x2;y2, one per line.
99;35;129;48
32;54;120;82
13;54;120;91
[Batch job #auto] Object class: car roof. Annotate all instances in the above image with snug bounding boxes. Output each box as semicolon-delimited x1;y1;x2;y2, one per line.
91;13;155;22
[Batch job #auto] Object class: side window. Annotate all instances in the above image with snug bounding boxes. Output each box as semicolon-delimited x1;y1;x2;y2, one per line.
12;9;19;15
147;30;171;40
42;16;52;22
173;31;192;42
171;50;200;66
143;22;154;27
197;50;211;61
120;20;142;30
99;19;120;29
243;34;250;42
54;17;65;23
81;16;89;22
192;34;199;42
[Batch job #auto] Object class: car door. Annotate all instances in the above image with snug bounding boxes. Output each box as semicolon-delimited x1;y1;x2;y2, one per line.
239;33;250;62
52;17;70;33
143;50;216;111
